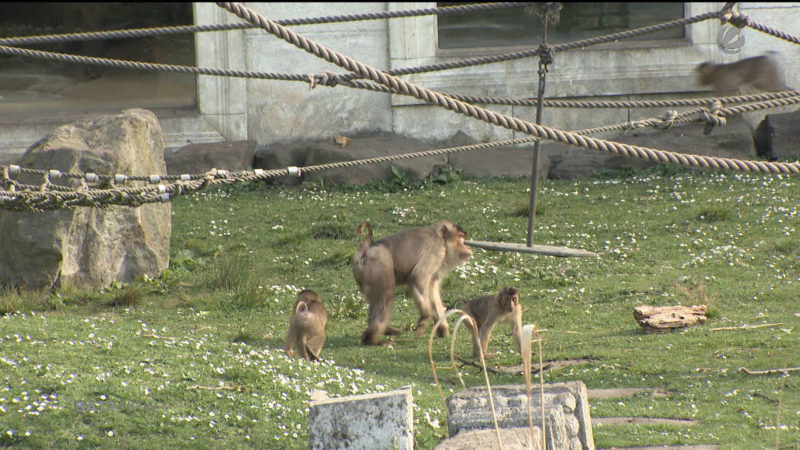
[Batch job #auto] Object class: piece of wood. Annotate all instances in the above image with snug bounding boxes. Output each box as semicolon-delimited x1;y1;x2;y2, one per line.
710;322;782;331
465;240;598;257
738;366;800;375
633;305;708;333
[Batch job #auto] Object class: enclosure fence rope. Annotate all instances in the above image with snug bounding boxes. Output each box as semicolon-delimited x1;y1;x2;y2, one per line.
3;3;800;212
0;7;725;88
216;2;800;175
0;2;529;46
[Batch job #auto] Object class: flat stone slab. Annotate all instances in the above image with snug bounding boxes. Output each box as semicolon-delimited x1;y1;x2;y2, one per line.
436;426;543;450
309;387;413;450
447;382;594;450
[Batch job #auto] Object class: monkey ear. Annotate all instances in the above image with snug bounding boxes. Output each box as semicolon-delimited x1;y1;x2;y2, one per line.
439;224;448;238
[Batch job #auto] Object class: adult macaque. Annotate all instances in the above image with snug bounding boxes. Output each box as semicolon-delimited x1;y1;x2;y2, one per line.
461;286;523;358
352;220;473;345
285;290;327;361
696;54;792;97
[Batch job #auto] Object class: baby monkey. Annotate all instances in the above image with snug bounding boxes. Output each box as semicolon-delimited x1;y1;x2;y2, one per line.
460;286;523;358
285;290;327;361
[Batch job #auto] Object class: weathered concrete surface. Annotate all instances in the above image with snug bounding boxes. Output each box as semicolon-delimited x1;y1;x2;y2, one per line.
250;113;760;184
165;139;256;175
547;116;756;179
0;108;170;290
309;387;413;450
447;382;594;450
436;427;543;450
253;134;448;185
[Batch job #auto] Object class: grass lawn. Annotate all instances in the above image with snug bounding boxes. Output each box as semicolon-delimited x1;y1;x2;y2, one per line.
1;165;798;449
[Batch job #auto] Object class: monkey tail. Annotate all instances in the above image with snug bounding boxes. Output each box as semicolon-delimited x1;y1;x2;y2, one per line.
356;221;373;244
296;301;309;315
355;221;373;265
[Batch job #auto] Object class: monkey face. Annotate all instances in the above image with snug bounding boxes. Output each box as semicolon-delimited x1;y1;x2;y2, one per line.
499;286;520;311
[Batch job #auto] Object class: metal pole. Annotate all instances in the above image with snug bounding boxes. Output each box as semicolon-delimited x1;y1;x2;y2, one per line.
526;12;551;247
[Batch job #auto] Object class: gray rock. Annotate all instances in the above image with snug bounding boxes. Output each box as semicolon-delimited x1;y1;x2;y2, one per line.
547;116;755;179
446;131;543;179
754;110;800;161
436;427;543;450
0;108;170;290
254;134;447;185
165;140;256;175
446;382;594;450
309;387;414;450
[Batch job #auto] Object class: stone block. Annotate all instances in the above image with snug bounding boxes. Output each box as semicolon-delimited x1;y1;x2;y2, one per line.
436;427;543;450
309;387;413;450
446;382;594;450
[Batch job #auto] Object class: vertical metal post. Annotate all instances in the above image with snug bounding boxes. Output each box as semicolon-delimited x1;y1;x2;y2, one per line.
526;13;551;247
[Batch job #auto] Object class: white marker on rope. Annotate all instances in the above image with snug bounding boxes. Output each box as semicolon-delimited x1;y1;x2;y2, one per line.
287;166;300;177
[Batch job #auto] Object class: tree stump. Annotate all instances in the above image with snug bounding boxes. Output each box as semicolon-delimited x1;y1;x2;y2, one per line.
633;305;708;333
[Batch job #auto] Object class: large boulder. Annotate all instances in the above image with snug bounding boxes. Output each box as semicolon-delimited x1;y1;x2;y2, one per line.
0;108;170;290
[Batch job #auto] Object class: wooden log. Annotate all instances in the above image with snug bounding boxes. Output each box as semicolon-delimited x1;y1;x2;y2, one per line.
633;305;708;333
465;240;598;258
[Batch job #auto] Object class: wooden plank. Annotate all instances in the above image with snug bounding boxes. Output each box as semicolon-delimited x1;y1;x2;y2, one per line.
465;240;598;258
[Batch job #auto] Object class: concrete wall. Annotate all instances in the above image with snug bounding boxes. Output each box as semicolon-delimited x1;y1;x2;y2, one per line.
197;2;800;146
2;2;799;163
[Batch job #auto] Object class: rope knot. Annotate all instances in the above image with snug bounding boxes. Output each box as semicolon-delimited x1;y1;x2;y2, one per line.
657;110;678;130
309;70;340;89
700;100;726;131
725;11;751;29
537;44;555;66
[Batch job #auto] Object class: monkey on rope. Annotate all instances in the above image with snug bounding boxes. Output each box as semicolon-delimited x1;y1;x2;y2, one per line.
285;289;327;361
352;219;473;345
460;286;523;359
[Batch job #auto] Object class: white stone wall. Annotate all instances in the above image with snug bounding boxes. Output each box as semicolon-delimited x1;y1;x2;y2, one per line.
2;2;799;162
194;2;800;145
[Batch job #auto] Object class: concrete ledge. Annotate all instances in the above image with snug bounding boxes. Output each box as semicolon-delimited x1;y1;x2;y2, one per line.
447;382;594;450
309;387;414;450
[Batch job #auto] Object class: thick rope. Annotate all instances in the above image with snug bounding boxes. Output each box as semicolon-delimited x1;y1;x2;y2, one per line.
0;3;528;46
335;10;722;83
217;2;800;177
727;11;800;45
0;44;314;82
0;8;722;87
3;93;799;212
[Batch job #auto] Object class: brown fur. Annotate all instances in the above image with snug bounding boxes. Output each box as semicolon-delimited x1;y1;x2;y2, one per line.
352;219;473;345
461;286;522;358
696;55;792;97
285;290;327;360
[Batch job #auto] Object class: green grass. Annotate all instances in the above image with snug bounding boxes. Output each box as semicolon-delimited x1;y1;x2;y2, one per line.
1;165;799;449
